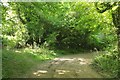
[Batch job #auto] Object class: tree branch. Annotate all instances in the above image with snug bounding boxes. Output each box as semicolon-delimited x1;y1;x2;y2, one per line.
94;2;115;13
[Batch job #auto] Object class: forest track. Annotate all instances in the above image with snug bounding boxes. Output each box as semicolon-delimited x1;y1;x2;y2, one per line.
23;52;103;78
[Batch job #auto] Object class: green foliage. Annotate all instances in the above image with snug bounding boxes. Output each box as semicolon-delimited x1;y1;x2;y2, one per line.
23;47;57;60
93;2;119;78
2;2;115;50
2;48;57;78
1;2;118;78
1;3;28;48
93;45;118;78
44;32;57;48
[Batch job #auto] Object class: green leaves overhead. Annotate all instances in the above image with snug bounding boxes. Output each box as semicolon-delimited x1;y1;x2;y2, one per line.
2;2;116;50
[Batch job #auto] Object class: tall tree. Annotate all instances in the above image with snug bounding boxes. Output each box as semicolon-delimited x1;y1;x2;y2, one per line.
95;2;120;78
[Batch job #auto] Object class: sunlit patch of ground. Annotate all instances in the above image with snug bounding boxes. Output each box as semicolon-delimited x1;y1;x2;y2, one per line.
33;70;48;76
23;52;103;78
53;57;91;65
56;69;70;74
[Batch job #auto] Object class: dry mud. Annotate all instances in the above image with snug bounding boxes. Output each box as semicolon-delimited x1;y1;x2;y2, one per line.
23;52;103;78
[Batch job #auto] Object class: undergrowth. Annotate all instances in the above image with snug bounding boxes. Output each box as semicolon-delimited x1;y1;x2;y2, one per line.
93;46;119;78
2;47;57;78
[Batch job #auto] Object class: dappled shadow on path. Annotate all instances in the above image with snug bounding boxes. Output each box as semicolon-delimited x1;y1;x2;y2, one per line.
23;53;103;78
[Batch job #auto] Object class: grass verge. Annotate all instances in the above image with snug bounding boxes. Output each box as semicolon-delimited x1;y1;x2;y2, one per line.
92;51;118;78
2;48;58;78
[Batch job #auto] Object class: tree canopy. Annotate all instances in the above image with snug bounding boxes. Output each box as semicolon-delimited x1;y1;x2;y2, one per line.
1;2;116;50
1;2;119;78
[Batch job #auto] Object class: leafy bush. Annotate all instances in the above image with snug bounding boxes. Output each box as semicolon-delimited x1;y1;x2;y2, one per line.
93;46;118;78
2;35;17;48
23;47;57;60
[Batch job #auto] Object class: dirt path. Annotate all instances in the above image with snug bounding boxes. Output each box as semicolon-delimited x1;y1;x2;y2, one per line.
23;52;103;78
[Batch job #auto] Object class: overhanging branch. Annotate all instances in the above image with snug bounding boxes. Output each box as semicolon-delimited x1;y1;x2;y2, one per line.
94;2;115;13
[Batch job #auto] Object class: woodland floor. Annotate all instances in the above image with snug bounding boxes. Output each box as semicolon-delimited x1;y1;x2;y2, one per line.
22;52;103;78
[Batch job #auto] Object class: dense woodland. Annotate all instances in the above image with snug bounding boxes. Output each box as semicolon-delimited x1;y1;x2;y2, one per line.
1;2;120;78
